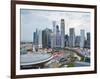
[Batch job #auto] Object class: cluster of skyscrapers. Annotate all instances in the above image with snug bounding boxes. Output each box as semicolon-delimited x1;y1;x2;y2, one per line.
33;19;90;49
65;29;90;48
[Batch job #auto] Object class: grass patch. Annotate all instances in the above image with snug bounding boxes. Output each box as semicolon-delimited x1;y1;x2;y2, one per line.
80;57;85;61
67;63;75;67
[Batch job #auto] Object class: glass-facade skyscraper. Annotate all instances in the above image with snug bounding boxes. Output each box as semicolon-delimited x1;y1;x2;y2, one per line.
38;30;42;48
55;25;61;48
60;19;65;48
69;28;75;47
80;30;85;48
42;28;52;48
52;21;56;48
86;32;90;48
33;29;39;49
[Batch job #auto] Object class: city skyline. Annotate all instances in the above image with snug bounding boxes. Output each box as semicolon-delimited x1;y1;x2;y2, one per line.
21;9;91;42
33;27;90;48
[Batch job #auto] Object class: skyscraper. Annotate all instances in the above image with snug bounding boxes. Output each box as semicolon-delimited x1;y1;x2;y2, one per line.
60;19;65;48
86;32;90;48
65;34;69;47
52;21;56;48
33;32;36;44
42;30;47;48
80;30;85;48
33;29;39;49
53;21;56;34
42;28;52;48
69;28;75;47
75;36;80;47
50;32;54;48
55;25;61;48
38;30;42;48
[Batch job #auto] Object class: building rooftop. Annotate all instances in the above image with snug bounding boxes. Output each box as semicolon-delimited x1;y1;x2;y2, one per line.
20;52;52;66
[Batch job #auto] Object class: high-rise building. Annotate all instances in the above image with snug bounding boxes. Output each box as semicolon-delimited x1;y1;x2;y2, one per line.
87;32;90;41
38;30;42;48
52;21;56;48
85;32;90;48
80;30;85;48
33;32;36;51
42;28;52;48
60;19;65;48
33;29;38;49
55;25;61;48
75;36;80;47
53;21;56;34
65;34;69;47
33;32;36;44
69;28;75;47
42;30;47;48
50;32;54;48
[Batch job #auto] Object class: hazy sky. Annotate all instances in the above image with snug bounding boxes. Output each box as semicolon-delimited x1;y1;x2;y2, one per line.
20;9;91;42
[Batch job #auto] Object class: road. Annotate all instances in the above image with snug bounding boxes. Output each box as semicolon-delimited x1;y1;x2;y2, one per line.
74;61;90;67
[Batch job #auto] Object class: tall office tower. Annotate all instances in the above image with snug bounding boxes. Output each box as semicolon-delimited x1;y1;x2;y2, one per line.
33;29;39;49
69;28;75;47
33;32;35;52
55;25;61;48
80;30;85;48
38;30;42;48
33;32;36;44
35;29;39;50
50;32;54;48
42;28;52;48
65;34;69;47
52;21;56;48
60;19;65;48
87;32;90;48
75;36;80;47
42;30;47;48
53;21;56;34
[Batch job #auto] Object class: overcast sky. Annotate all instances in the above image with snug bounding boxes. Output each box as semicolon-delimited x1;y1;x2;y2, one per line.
20;9;91;42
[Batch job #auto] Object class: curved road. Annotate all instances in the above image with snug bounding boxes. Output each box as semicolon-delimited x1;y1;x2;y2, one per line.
74;61;90;67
